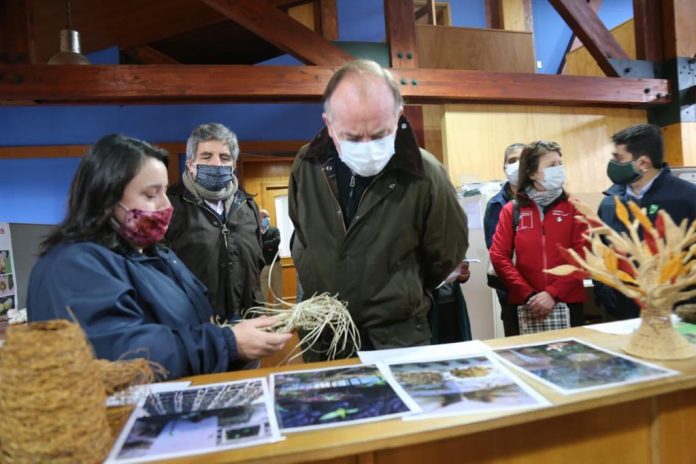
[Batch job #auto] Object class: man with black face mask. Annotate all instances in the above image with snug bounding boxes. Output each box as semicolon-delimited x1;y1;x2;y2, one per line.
596;123;696;320
166;123;265;320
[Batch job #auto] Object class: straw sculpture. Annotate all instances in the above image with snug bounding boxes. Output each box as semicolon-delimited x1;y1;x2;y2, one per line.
0;320;155;462
546;197;696;360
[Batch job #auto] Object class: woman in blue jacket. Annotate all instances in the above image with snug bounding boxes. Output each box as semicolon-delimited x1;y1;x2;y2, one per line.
27;134;290;379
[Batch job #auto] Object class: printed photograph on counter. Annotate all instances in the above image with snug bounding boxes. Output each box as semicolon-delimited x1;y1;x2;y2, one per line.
272;364;416;432
676;322;696;345
106;378;281;463
494;339;677;394
379;354;550;419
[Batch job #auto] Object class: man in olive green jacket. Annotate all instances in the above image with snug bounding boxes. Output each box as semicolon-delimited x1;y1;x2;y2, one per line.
289;60;469;360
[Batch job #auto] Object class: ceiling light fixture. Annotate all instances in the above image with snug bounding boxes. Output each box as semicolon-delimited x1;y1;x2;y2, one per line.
47;0;90;65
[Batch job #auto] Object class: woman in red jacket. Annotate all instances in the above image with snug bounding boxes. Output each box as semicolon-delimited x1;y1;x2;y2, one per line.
490;140;586;336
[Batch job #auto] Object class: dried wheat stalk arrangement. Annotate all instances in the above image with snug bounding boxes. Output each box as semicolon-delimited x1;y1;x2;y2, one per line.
546;197;696;359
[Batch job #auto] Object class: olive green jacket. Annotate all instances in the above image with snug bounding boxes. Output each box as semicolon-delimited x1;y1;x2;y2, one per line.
289;117;468;357
165;183;264;320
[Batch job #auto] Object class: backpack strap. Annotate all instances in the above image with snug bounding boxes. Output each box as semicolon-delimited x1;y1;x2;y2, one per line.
511;198;520;234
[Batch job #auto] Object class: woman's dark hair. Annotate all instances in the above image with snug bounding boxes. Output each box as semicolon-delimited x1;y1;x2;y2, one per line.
41;134;169;254
516;140;564;205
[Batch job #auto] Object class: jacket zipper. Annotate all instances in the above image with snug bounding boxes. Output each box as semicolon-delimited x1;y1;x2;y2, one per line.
540;209;548;288
183;195;244;247
321;168;347;234
352;174;383;226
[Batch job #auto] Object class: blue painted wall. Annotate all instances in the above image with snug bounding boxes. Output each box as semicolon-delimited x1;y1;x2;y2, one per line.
0;0;633;224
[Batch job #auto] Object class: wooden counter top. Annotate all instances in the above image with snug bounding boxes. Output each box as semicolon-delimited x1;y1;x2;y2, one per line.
148;327;696;464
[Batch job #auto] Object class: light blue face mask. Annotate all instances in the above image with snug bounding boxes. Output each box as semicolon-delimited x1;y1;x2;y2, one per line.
505;161;520;186
539;165;565;191
261;217;270;229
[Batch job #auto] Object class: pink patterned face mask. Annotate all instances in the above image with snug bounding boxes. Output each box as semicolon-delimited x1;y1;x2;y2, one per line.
115;203;173;249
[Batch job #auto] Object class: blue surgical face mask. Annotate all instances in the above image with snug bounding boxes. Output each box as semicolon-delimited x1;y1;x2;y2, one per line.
261;217;270;229
539;165;565;191
195;164;234;191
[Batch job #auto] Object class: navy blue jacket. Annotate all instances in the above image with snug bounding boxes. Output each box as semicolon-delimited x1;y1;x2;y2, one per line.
27;242;241;379
596;167;696;319
484;182;513;250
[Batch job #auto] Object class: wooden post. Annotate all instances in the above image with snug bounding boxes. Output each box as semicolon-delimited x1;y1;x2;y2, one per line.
655;0;696;166
0;0;35;64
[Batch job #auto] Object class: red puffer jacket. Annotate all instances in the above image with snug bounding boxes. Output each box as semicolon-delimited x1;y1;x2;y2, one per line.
490;195;587;305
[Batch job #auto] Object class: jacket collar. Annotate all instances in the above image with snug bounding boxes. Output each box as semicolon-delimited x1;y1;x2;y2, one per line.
168;180;253;203
301;115;425;178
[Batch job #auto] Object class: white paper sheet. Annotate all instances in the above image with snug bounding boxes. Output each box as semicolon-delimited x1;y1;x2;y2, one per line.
492;338;677;395
585;315;680;335
377;352;550;421
106;378;282;463
106;381;192;407
358;340;490;365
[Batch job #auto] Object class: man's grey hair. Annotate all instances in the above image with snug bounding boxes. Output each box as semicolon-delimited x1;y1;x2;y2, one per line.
185;123;240;162
504;143;526;163
323;59;403;120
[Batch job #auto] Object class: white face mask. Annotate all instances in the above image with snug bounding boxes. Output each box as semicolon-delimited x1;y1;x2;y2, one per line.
336;133;396;177
539;165;565;191
504;161;519;186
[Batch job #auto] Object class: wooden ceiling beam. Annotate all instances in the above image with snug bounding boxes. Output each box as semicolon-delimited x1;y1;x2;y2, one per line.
549;0;629;77
122;46;180;64
384;0;419;68
0;65;669;107
558;0;602;75
485;0;503;29
199;0;352;65
0;0;35;64
318;0;339;41
268;0;314;8
632;0;664;61
30;0;228;61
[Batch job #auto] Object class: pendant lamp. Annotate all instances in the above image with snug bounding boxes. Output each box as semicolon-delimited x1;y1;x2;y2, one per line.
47;0;90;65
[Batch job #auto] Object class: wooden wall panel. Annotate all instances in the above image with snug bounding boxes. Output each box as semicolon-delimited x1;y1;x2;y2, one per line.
501;0;533;32
663;122;696;167
422;104;444;162
415;25;536;73
241;159;293;201
656;389;696;464
440;104;647;195
565;19;636;77
376;398;654;464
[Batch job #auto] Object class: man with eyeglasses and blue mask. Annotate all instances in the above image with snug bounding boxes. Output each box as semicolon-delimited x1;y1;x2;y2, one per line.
166;123;265;321
289;59;469;360
596;123;696;320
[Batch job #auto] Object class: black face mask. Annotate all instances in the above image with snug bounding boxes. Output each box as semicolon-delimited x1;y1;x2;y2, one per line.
607;159;643;185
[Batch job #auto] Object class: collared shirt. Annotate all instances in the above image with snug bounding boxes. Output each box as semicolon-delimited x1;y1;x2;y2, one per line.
204;199;224;216
628;169;663;200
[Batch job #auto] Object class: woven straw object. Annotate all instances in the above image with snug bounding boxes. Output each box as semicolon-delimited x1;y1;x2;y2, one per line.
0;320;113;463
547;198;696;360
